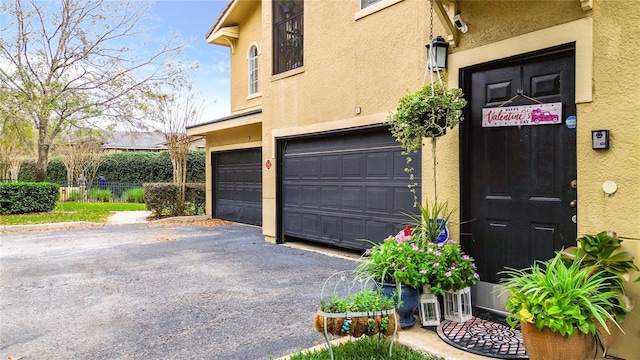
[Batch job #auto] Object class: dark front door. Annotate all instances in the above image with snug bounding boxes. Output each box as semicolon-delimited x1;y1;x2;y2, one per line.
462;46;577;311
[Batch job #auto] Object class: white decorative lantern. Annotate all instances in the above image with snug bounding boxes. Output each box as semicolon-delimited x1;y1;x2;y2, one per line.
419;291;441;326
443;287;472;323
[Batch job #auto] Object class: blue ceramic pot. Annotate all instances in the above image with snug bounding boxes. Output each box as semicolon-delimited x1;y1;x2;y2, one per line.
379;282;420;328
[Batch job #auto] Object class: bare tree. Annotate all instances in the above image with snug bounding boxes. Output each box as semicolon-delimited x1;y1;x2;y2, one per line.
0;0;187;181
158;92;202;216
53;129;104;187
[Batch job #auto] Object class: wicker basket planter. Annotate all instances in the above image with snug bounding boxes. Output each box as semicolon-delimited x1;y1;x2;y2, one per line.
520;321;595;360
314;309;398;338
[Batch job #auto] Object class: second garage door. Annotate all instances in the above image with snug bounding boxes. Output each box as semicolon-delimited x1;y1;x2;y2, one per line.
213;148;262;226
281;128;420;250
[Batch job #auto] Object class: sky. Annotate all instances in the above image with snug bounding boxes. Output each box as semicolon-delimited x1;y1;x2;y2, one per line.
150;0;231;124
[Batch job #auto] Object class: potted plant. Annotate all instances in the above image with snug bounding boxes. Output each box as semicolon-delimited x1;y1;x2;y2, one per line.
388;81;466;153
388;81;467;203
499;252;623;360
356;226;428;328
560;230;639;351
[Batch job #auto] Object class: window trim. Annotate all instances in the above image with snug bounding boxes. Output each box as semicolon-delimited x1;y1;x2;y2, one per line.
355;0;403;20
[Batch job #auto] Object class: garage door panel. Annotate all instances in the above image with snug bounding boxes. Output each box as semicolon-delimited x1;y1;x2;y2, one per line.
321;216;339;240
365;187;392;214
366;152;392;178
343;154;365;178
213;148;262;226
365;219;395;241
342;217;364;241
321;186;339;208
342;186;364;211
283;184;302;206
302;156;321;178
302;214;320;237
322;156;340;178
284;157;302;179
284;212;302;233
302;185;320;207
394;187;416;212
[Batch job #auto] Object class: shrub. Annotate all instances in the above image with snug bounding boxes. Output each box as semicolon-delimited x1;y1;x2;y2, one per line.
143;183;179;216
122;188;145;203
185;183;205;215
0;182;59;214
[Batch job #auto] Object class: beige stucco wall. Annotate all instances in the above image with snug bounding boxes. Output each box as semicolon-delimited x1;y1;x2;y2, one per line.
579;1;640;354
229;1;263;114
196;1;640;355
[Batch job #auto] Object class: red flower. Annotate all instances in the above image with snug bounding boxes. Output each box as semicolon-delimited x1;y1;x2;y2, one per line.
403;226;411;237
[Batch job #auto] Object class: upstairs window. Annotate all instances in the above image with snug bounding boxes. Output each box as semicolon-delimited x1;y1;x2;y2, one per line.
273;0;304;75
361;0;382;9
248;45;259;95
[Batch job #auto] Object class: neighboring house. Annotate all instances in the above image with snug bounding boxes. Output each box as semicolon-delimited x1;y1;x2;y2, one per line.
187;1;640;357
101;131;205;152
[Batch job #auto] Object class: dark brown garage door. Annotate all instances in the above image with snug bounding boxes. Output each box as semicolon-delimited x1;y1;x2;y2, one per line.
281;128;420;251
213;148;262;226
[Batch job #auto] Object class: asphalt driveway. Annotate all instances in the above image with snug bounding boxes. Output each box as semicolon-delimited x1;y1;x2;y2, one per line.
0;223;357;359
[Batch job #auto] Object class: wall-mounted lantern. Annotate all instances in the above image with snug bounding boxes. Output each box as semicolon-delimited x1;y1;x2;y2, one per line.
426;36;449;71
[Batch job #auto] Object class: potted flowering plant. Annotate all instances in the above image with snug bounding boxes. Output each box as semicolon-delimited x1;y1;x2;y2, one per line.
356;226;428;328
422;240;479;296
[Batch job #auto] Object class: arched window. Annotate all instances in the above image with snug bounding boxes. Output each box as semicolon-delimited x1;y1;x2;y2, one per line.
248;45;259;95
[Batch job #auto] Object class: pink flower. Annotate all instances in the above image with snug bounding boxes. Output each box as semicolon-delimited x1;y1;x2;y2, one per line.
365;249;371;256
445;272;452;277
437;242;445;248
463;255;470;260
473;273;480;279
391;262;396;267
433;262;440;267
472;263;477;269
412;244;418;251
450;266;456;270
401;267;406;271
435;251;442;256
420;269;427;274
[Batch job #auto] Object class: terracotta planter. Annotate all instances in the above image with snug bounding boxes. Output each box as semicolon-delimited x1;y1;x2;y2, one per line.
520;321;596;360
595;319;618;354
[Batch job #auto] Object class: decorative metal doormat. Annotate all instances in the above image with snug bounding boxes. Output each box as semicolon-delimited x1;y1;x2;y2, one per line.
436;317;528;359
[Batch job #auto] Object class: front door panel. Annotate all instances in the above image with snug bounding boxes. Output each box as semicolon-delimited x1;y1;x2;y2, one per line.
463;47;577;310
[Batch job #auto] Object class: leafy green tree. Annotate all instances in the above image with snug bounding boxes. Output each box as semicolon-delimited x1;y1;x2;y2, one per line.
0;0;187;181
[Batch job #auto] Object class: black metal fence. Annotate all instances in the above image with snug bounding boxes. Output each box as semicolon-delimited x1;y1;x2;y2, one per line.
57;182;144;203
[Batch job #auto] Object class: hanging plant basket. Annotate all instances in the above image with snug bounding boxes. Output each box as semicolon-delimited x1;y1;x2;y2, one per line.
388;82;466;154
420;110;447;137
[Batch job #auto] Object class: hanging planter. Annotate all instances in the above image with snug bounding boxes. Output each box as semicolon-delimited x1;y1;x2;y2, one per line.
388;82;466;154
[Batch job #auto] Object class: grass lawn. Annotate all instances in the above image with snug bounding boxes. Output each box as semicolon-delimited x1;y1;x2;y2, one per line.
287;336;444;360
0;202;147;225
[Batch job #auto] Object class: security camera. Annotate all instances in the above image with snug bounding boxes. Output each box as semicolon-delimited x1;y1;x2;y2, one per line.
453;15;468;33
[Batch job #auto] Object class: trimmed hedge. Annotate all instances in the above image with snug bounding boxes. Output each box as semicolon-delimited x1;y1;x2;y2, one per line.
0;182;59;214
18;150;205;184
